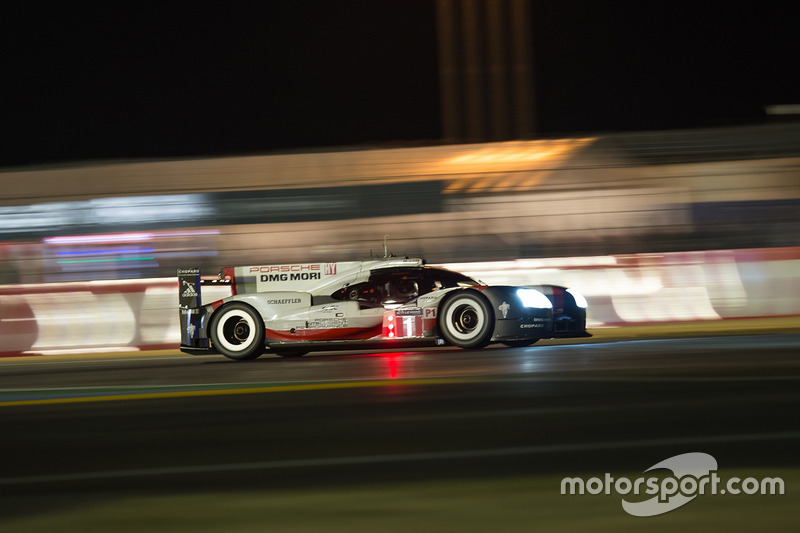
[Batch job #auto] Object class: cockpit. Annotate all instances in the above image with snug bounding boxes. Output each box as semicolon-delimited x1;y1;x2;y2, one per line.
330;266;479;309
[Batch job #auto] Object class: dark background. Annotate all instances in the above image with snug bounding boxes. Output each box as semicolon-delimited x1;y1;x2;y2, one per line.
2;1;798;167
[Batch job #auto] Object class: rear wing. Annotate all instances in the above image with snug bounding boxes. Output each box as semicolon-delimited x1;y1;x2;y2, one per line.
177;267;232;308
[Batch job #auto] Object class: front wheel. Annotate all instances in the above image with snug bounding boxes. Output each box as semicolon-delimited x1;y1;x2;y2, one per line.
439;292;494;349
209;303;265;360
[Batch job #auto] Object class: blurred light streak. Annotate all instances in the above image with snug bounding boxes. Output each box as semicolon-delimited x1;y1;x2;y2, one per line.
388;355;399;379
44;233;156;245
764;104;800;115
155;251;218;259
443;138;596;166
57;249;156;256
159;230;220;237
441;138;596;193
444;256;618;272
24;347;140;355
57;257;155;264
87;195;211;225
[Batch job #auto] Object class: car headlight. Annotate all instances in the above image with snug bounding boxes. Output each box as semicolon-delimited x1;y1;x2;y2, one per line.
566;288;588;308
516;289;553;309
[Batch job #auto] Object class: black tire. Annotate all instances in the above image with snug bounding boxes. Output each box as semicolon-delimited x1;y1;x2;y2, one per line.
439;291;494;349
272;349;308;358
209;303;265;360
502;338;539;348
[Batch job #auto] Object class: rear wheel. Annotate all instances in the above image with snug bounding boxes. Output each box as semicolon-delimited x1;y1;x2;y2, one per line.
439;292;494;349
502;338;539;348
209;303;265;360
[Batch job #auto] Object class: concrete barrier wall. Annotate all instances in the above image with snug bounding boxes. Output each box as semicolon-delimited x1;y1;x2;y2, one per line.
1;247;797;355
0;281;230;355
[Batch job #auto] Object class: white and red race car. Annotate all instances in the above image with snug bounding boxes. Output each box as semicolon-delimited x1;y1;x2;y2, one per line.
179;257;590;360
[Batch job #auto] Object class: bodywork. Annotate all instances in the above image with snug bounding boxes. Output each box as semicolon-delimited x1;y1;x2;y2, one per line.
179;258;590;356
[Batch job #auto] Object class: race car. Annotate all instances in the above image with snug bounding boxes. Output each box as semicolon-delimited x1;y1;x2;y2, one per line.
178;257;590;360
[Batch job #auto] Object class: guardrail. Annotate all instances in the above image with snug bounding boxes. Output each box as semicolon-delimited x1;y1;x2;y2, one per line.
1;247;798;356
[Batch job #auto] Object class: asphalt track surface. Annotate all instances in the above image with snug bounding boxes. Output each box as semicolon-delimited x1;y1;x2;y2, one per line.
1;334;799;521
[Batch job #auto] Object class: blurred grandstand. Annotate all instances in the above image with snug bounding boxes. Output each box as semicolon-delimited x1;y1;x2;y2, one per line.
1;121;799;283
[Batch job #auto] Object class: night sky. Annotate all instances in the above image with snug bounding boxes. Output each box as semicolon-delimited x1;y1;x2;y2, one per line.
3;1;798;167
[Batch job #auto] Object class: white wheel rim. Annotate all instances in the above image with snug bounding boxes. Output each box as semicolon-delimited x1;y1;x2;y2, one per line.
215;309;257;353
444;297;486;341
